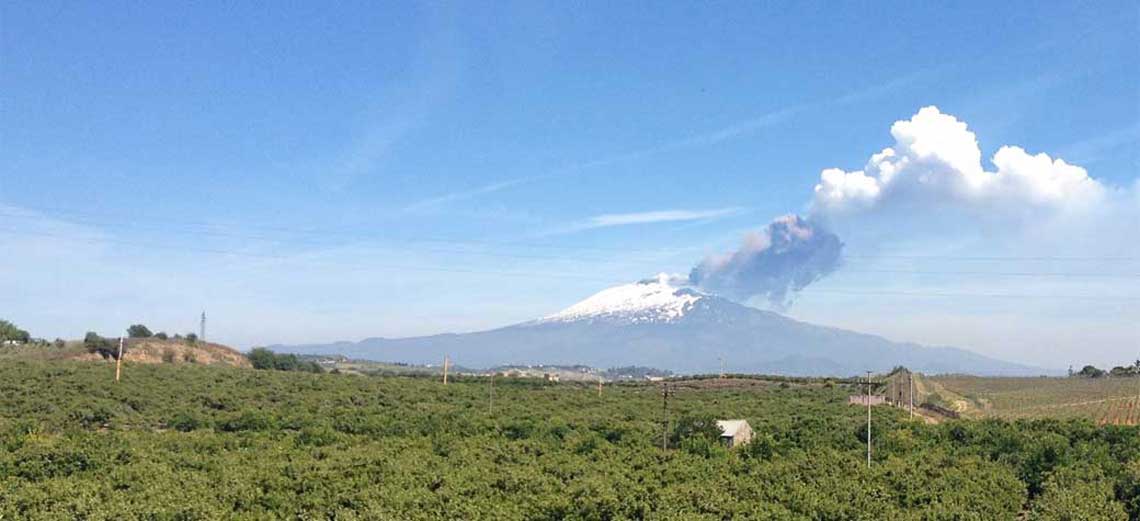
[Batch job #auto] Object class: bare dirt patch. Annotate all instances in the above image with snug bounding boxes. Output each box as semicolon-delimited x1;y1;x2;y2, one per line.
72;339;250;368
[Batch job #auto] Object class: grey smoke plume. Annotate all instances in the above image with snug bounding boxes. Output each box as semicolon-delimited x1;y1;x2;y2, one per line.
689;215;843;306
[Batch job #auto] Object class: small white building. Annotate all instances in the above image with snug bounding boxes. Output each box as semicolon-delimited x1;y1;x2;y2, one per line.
849;395;887;406
716;419;754;448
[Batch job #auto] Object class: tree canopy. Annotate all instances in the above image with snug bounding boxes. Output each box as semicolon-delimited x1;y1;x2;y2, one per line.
126;324;153;338
83;332;120;360
0;319;31;343
0;362;1136;518
248;347;322;373
1078;365;1107;378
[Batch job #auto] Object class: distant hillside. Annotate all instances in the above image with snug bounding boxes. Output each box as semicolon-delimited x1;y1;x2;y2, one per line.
2;338;250;368
80;338;251;367
273;276;1048;377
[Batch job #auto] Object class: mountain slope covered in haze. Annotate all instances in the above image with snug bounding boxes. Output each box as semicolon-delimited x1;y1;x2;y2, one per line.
273;275;1044;376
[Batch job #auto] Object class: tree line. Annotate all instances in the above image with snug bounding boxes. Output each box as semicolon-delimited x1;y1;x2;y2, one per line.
0;319;31;344
1071;361;1140;378
247;347;322;373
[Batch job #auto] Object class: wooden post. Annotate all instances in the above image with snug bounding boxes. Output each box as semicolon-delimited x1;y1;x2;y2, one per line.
662;384;668;450
114;337;124;383
866;371;872;467
442;355;449;385
909;373;914;419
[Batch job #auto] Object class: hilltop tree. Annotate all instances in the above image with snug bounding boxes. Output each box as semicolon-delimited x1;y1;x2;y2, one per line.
127;324;153;338
83;332;120;360
0;319;31;344
247;347;321;373
1077;365;1106;378
248;347;276;370
273;353;300;371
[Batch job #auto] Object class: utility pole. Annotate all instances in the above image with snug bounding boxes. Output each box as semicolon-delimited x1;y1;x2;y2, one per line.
866;370;872;467
719;355;725;379
661;382;674;450
597;375;602;397
200;311;206;342
909;372;914;419
114;337;124;383
443;355;449;385
489;372;494;415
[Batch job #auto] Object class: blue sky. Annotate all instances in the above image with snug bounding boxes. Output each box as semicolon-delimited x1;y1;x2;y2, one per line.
2;1;1137;368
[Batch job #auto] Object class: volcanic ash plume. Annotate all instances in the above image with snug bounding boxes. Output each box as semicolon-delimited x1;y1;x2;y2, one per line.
689;215;842;306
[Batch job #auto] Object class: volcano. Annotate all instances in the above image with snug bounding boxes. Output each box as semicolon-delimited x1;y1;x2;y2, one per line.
272;274;1043;376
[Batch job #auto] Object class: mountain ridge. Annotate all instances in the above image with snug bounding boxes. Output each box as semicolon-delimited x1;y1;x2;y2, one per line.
271;277;1048;376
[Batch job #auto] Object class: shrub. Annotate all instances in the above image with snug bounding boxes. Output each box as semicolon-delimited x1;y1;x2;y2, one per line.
168;412;204;432
83;332;120;360
248;348;276;370
502;421;535;440
126;324;153;338
1077;365;1107;378
248;348;318;373
272;353;300;371
670;414;722;448
296;426;340;447
219;411;276;432
161;349;176;364
1028;465;1127;520
0;319;31;344
679;433;726;458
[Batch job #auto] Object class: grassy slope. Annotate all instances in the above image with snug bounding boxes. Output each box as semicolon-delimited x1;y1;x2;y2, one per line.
0;338;250;368
929;374;1140;424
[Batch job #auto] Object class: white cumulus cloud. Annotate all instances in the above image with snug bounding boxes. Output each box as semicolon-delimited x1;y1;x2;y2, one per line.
811;106;1110;217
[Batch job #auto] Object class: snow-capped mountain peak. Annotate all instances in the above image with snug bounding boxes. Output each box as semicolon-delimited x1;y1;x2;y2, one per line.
542;273;705;324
